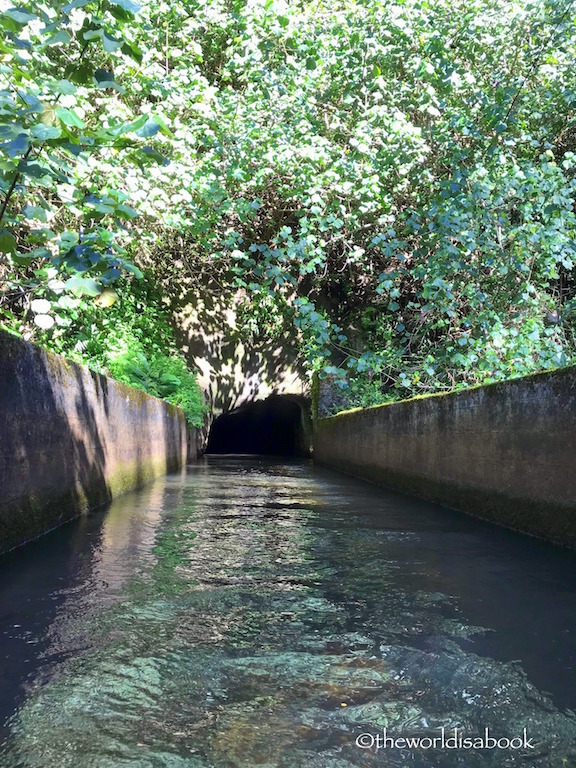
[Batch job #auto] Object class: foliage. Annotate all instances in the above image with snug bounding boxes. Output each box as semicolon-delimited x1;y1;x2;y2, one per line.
129;0;576;406
0;0;159;329
37;271;204;426
0;0;202;421
107;346;204;426
3;0;576;412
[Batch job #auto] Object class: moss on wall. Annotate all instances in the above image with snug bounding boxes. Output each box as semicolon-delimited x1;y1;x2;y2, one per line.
314;366;576;548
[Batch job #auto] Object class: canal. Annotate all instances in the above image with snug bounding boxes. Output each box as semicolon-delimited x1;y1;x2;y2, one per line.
1;457;576;767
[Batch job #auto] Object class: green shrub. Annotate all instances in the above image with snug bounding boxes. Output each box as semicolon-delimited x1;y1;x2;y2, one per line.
38;272;204;428
107;346;203;427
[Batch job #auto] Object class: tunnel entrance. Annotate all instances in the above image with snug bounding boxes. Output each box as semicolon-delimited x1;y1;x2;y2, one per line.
206;395;310;457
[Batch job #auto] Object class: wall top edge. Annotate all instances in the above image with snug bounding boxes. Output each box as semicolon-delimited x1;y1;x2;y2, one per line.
0;328;187;422
316;363;576;424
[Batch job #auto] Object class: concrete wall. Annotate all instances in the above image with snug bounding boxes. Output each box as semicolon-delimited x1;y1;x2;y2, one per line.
172;290;308;449
0;330;190;554
314;367;576;546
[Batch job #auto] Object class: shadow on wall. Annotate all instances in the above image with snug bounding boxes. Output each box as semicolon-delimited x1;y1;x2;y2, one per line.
0;331;187;555
206;394;311;457
1;336;109;553
166;281;308;422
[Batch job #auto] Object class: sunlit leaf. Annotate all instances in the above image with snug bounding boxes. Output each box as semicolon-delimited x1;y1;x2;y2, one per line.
65;276;102;297
135;120;160;138
109;0;141;12
2;7;36;23
30;124;61;141
30;298;51;313
34;313;55;329
103;32;123;52
62;0;90;11
55;107;85;129
45;30;70;45
53;79;77;95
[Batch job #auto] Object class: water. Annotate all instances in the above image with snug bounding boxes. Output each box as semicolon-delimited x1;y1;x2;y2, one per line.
1;458;576;767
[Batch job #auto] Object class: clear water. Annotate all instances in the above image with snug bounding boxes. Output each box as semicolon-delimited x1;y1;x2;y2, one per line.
1;458;576;767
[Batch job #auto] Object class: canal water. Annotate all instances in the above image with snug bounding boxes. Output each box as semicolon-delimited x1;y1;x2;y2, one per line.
1;458;576;767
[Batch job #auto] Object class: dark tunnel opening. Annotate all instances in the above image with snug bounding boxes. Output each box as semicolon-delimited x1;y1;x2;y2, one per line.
206;395;310;457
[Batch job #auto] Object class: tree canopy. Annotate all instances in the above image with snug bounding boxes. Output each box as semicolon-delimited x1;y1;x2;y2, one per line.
2;0;576;412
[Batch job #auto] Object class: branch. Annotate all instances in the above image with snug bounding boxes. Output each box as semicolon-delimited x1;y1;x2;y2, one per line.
0;146;33;226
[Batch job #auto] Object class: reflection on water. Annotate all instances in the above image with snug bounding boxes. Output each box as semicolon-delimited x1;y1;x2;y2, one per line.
1;458;576;767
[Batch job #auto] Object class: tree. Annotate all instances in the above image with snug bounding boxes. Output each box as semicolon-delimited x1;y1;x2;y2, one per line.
3;0;576;413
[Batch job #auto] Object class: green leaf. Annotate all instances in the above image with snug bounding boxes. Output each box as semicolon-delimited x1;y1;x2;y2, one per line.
68;62;93;85
22;204;48;221
0;14;22;32
81;28;103;42
109;5;132;22
18;91;44;113
0;231;17;254
140;146;169;165
62;0;90;11
94;68;114;84
135;119;160;138
45;29;70;45
123;115;147;134
31;247;51;259
2;7;36;23
0;124;26;140
0;133;30;157
55;107;85;129
19;162;49;178
65;276;101;296
124;262;143;278
116;204;138;219
92;202;115;214
151;113;174;138
109;0;141;12
53;79;77;95
103;32;123;52
121;40;143;63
